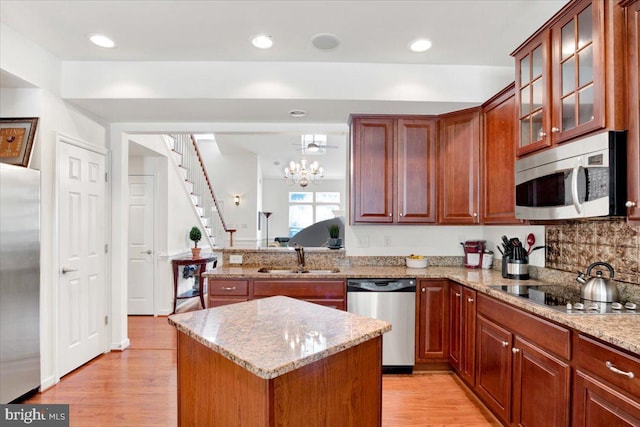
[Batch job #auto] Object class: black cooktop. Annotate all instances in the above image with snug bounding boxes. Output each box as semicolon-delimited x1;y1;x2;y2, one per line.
489;284;639;315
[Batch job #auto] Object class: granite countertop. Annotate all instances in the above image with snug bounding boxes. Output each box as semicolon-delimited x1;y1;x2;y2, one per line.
168;296;391;379
204;265;640;356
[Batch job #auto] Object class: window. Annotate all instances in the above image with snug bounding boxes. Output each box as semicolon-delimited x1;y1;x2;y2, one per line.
288;191;340;237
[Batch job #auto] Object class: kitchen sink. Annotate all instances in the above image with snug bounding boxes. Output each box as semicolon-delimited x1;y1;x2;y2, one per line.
257;267;340;274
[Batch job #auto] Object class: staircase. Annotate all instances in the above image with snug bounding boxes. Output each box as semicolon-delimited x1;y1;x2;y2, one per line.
164;134;236;247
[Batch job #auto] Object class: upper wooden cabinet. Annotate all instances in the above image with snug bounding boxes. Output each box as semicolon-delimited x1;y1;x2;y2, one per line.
350;116;437;224
437;108;481;224
481;83;521;225
513;0;626;157
624;0;640;221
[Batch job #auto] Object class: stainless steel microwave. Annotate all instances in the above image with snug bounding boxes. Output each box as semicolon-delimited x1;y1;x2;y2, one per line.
515;131;627;220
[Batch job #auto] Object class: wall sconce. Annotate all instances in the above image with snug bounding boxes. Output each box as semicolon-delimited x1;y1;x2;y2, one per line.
234;195;240;206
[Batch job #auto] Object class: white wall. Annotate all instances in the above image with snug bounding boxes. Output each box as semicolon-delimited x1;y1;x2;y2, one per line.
198;141;260;248
0;87;108;392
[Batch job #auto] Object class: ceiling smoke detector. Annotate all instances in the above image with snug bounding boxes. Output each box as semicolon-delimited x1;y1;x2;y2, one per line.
311;33;340;50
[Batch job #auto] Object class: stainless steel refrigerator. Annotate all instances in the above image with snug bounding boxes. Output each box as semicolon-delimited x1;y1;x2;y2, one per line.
0;163;40;403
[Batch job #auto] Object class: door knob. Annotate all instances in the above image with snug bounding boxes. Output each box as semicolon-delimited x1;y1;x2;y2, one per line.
501;341;509;347
140;250;152;255
626;201;637;208
61;267;77;274
512;347;520;354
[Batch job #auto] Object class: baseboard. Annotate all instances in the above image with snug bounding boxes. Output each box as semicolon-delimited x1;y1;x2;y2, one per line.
40;375;57;392
111;338;130;351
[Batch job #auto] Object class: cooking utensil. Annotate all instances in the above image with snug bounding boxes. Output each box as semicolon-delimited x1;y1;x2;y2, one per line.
576;262;619;302
526;233;535;254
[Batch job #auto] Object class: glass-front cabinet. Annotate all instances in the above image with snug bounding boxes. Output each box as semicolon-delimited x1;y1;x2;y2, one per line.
513;0;618;157
552;1;603;143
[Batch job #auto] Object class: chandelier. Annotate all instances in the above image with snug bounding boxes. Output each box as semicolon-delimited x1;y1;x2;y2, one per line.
284;158;324;188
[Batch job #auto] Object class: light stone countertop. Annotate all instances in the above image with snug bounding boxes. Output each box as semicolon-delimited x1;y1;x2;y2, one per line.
168;296;391;379
204;265;640;356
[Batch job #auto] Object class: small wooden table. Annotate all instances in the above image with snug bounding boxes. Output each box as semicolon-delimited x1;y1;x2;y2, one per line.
171;255;216;313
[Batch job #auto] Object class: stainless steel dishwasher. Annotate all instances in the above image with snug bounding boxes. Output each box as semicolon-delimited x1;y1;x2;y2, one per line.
347;278;416;373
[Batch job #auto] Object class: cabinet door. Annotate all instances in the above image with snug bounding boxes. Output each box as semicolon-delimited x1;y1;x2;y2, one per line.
396;118;437;223
437;108;481;224
512;337;571;427
460;287;477;386
551;0;605;143
573;370;640;426
416;280;449;362
475;315;512;425
514;32;552;156
448;282;462;371
626;0;640;221
481;84;521;224
351;117;394;223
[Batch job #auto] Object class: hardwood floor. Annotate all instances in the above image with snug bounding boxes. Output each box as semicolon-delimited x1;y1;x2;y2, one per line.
24;315;499;427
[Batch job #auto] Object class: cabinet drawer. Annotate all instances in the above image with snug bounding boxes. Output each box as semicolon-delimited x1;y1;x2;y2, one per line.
477;294;571;360
208;280;248;296
253;280;345;299
208;296;249;308
574;334;640;398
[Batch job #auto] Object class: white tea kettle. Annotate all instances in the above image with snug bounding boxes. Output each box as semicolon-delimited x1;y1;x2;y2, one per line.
576;262;619;302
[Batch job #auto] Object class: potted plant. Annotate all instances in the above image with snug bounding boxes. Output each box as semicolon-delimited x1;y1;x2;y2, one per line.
327;224;342;249
189;226;202;258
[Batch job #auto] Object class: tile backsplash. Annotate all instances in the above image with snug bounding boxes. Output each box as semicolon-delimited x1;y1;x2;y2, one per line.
546;218;639;286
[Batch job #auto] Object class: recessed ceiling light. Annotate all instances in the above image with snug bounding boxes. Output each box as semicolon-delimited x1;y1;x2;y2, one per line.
408;39;432;53
251;34;273;49
89;34;116;48
311;33;340;50
289;109;307;118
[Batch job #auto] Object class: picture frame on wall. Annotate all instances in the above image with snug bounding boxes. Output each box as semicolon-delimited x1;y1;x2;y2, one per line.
0;117;39;168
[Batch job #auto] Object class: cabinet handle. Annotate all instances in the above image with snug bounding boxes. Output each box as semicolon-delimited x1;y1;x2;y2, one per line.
221;286;237;291
455;292;461;297
551;127;560;133
512;347;520;354
421;288;426;293
399;213;404;217
605;361;635;379
467;297;474;303
626;201;637;208
140;250;152;255
501;341;509;347
539;131;547;138
389;213;393;216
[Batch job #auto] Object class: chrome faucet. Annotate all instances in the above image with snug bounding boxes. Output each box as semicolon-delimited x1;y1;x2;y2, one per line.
294;244;306;268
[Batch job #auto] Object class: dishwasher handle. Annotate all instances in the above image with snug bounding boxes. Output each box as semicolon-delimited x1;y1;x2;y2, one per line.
347;279;416;292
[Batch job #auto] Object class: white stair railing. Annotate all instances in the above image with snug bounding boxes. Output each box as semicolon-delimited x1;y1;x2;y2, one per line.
165;134;236;247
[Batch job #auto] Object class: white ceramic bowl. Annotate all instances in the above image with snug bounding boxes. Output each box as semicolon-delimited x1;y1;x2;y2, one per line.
406;257;428;268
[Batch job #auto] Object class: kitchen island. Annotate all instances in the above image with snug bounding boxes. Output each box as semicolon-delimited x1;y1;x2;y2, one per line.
168;296;391;427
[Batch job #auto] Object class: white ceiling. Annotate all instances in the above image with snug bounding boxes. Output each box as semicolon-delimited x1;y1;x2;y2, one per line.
0;0;568;178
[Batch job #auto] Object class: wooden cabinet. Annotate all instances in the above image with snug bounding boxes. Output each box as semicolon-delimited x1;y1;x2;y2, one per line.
475;294;571;426
253;279;346;310
476;315;513;424
350;116;437;224
625;0;640;221
513;0;626;156
448;283;476;386
481;84;521;224
416;280;449;363
573;334;640;426
208;279;249;308
437;108;481;224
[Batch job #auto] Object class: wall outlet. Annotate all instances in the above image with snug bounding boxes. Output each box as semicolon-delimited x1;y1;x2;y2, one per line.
229;254;243;264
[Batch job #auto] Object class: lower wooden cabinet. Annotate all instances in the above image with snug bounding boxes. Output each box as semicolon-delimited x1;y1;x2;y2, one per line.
207;278;346;310
573;333;640;426
475;294;571;426
253;279;346;310
448;283;476;386
416;279;449;362
208;279;249;307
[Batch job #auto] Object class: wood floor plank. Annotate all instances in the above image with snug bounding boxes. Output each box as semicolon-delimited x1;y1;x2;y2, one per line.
23;315;499;427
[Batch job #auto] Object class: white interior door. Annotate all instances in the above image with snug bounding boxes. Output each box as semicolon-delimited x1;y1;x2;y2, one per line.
57;140;106;377
127;175;155;315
